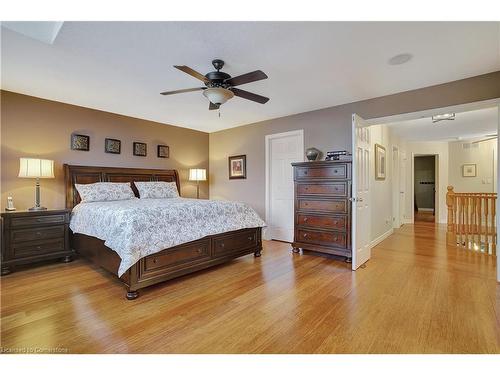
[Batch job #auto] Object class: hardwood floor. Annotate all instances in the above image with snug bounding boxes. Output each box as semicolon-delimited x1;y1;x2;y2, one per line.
1;222;498;354
414;210;436;223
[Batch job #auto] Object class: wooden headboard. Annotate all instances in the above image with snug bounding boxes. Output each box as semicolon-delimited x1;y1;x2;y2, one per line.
64;164;181;209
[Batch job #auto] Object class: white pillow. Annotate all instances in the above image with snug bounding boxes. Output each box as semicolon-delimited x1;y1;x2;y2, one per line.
75;182;136;203
134;181;179;199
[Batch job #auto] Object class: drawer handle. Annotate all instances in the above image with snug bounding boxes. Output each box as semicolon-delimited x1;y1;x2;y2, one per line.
248;236;253;241
197;248;203;254
303;233;308;238
36;246;42;250
303;217;308;222
303;171;308;175
153;258;157;264
36;232;42;236
220;243;225;248
332;221;337;225
304;203;308;206
36;218;43;222
304;187;309;190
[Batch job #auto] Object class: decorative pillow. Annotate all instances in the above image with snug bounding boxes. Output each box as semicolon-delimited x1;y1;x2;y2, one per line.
75;182;136;203
134;181;179;199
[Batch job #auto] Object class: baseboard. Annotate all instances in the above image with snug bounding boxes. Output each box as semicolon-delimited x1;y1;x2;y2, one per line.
262;227;271;241
371;228;394;247
418;208;434;212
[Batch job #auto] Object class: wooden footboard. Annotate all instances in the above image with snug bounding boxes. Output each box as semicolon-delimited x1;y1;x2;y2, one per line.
71;227;262;299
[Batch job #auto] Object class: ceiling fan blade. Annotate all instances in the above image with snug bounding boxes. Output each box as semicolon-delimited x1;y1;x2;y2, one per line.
472;136;498;144
209;102;220;110
174;65;209;83
160;87;205;95
225;70;268;86
231;88;269;104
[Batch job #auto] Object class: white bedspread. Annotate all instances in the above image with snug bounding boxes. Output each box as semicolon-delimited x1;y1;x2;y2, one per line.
70;198;266;276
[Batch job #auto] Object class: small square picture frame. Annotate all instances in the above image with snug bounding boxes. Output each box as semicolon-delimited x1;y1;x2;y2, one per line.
105;138;121;154
462;164;477;177
157;145;169;158
71;134;90;151
133;142;147;157
228;155;247;179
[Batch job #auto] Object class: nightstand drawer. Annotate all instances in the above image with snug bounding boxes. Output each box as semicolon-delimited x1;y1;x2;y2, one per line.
12;238;66;258
11;214;67;228
11;225;65;243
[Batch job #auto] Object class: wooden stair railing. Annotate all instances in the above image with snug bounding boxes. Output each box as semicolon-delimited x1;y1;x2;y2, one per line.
446;186;497;255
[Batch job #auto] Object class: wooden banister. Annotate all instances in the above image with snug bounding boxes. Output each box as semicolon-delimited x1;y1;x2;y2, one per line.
446;185;497;255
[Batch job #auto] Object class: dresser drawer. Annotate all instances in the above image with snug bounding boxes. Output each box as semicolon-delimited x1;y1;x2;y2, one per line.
11;225;65;243
143;240;210;272
11;214;67;228
295;164;349;180
298;198;347;213
12;238;66;258
214;230;258;257
297;214;347;231
297;229;347;248
296;182;348;197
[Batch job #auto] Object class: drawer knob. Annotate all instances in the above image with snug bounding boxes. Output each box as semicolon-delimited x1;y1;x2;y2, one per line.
333;221;337;225
304;171;308;175
304;187;309;190
153;258;157;263
248;236;253;241
197;248;203;254
36;246;42;250
220;243;225;248
303;233;308;238
36;232;42;236
303;217;308;222
36;219;42;222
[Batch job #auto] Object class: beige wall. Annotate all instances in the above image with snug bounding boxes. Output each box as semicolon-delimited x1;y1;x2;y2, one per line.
0;91;209;210
210;71;500;219
449;140;497;193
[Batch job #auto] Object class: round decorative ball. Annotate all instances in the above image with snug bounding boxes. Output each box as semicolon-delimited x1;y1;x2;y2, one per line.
305;147;320;161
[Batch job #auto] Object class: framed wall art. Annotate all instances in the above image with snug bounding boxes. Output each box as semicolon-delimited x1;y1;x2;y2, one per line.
133;142;147;157
71;134;90;151
157;145;169;158
105;138;121;154
228;155;247;179
462;164;477;177
374;143;386;180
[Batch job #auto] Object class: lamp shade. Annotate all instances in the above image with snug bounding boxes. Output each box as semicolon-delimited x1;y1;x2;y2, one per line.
188;168;206;182
202;88;234;105
18;158;55;179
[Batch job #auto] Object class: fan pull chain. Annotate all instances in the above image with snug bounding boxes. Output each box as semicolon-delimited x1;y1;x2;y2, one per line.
218;108;221;118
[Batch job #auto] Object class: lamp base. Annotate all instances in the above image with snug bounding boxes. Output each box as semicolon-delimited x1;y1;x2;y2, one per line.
29;206;47;211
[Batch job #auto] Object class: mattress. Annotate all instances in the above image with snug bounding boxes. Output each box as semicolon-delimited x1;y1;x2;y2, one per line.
70;197;265;276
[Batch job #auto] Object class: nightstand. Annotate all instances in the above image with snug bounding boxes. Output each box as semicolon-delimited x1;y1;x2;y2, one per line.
1;209;73;275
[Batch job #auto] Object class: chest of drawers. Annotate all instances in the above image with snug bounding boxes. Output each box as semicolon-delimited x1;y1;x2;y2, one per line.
1;209;73;275
291;161;352;261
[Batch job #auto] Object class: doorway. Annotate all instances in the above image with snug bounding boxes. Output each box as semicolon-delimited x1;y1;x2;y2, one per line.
413;155;437;223
265;129;304;242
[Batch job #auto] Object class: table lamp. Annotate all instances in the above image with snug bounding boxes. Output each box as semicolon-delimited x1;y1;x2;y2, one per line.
18;158;55;211
188;168;206;199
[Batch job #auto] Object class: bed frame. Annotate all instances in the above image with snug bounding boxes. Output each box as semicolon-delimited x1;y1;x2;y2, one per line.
64;164;262;300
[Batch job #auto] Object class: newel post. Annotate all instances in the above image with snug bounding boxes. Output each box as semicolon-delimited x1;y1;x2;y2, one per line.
446;186;455;245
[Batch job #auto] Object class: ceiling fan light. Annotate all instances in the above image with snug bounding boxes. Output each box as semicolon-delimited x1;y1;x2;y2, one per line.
432;113;455;123
203;87;234;105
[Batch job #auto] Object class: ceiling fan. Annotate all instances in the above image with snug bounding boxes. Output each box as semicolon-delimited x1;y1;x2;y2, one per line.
472;134;498;144
160;59;269;110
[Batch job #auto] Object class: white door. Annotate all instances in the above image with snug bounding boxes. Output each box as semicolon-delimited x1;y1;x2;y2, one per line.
266;130;304;242
352;114;371;270
392;146;400;228
399;151;407;224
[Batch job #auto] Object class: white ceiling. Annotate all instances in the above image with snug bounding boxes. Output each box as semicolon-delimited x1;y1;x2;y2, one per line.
387;106;499;142
1;22;499;133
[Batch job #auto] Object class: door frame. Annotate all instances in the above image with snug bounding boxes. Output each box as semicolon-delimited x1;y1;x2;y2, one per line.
264;129;304;241
411;153;439;223
392;145;401;228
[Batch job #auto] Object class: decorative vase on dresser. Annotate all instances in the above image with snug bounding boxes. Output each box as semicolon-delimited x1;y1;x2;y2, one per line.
291;160;352;262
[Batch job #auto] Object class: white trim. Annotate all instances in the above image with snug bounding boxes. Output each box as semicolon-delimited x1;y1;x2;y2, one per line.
264;129;304;241
371;228;394;248
417;208;434;212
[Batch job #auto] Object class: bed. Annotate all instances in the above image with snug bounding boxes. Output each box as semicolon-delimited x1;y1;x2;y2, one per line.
65;164;264;300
